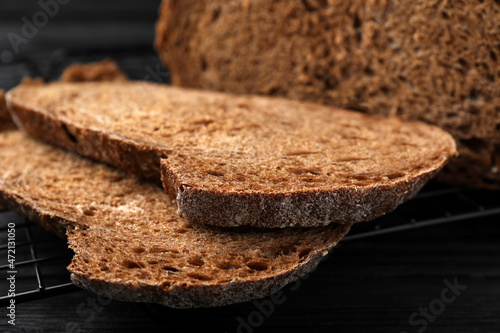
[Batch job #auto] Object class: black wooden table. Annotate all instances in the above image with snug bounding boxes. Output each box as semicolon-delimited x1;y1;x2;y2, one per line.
1;2;499;332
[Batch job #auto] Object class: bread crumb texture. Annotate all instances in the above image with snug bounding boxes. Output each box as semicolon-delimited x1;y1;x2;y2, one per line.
155;0;500;188
0;131;350;307
6;81;456;227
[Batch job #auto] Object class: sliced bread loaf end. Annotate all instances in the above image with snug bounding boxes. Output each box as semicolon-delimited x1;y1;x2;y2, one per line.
6;81;457;227
0;130;349;308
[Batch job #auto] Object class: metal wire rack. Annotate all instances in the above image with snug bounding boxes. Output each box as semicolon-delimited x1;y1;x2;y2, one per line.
1;49;499;305
0;207;77;306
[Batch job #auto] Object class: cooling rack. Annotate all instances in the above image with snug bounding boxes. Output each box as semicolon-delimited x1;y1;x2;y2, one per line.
1;48;499;305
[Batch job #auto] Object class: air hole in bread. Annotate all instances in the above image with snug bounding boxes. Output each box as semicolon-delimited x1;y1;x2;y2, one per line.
299;248;312;258
122;260;142;269
100;265;109;271
61;123;78;144
277;246;292;257
287;167;307;175
208;170;224;177
469;106;480;115
162;265;180;273
188;257;204;267
200;56;208;72
132;246;145;254
352;174;374;181
83;207;96;216
160;281;172;289
246;261;268;271
149;246;168;253
386;172;405;180
187;273;212;281
108;174;125;182
490;51;497;62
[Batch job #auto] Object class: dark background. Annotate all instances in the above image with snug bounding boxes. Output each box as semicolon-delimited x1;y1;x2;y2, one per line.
0;1;159;57
0;1;499;332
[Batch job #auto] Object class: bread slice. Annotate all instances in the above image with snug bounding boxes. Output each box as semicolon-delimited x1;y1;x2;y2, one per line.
6;80;457;228
0;130;350;308
155;0;499;188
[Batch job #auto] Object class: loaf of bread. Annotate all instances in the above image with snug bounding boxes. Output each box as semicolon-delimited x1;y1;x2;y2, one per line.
0;130;350;308
155;0;500;188
6;80;456;228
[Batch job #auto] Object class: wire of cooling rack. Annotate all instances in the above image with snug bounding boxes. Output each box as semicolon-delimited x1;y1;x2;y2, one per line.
0;208;77;306
343;184;500;241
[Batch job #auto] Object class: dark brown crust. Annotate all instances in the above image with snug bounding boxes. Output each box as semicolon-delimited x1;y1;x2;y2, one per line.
163;159;441;228
69;244;335;308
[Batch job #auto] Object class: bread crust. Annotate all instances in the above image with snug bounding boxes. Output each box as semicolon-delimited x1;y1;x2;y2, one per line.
163;159;440;228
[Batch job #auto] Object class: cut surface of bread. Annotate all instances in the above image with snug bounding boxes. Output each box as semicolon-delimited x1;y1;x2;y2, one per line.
6;81;457;227
0;130;350;308
155;0;500;188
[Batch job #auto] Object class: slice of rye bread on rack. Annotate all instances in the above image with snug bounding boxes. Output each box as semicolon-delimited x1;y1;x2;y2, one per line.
5;80;457;228
0;130;350;308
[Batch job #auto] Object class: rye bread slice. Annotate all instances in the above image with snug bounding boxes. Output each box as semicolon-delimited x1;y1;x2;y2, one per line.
6;80;457;228
155;0;499;189
0;130;350;308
